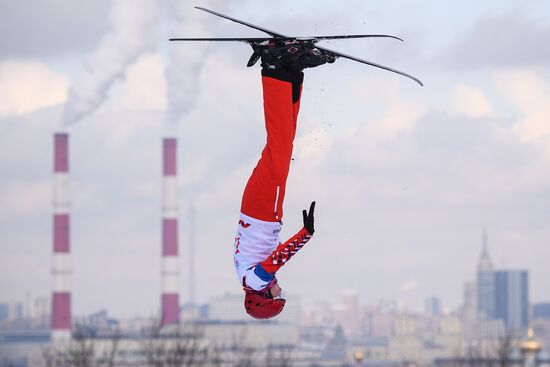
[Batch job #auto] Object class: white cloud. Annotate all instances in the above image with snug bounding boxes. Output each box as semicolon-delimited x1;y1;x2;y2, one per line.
0;1;110;57
367;99;427;139
0;179;50;219
348;75;428;141
0;60;69;117
116;53;167;110
493;69;550;153
294;125;334;165
400;280;418;292
451;83;493;118
439;13;550;69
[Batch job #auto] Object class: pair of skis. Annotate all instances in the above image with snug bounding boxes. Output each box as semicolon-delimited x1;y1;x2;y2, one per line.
170;7;423;87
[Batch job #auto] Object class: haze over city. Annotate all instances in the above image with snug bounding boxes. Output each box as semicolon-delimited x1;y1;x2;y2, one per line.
1;0;550;321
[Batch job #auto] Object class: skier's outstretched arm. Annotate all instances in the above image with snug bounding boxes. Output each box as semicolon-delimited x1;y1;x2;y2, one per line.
245;202;315;290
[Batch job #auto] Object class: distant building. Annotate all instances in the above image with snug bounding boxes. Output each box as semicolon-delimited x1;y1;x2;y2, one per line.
0;298;50;329
477;230;495;320
425;297;441;317
495;270;529;330
332;290;360;337
393;313;418;337
474;318;506;339
179;302;203;321
31;297;50;328
0;302;24;322
0;303;8;324
80;309;119;334
364;304;394;338
533;303;550;320
208;293;251;321
460;282;477;333
322;325;348;361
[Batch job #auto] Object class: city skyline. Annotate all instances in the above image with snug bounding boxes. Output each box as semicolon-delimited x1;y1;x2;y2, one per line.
1;0;550;319
0;236;540;320
3;288;550;367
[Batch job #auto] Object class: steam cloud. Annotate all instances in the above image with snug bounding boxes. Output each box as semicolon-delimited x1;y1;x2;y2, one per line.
165;0;224;127
62;0;160;126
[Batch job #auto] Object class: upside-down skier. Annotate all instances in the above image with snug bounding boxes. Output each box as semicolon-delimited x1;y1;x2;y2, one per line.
233;43;331;319
169;6;423;321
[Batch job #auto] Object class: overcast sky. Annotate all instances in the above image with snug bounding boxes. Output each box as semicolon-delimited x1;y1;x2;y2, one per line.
1;0;549;318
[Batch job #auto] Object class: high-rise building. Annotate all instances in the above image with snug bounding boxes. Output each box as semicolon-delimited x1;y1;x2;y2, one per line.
494;270;529;330
425;297;441;317
477;230;495;320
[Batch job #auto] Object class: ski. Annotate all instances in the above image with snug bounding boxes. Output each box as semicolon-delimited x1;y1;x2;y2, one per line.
173;6;423;86
313;47;423;86
194;6;282;38
169;34;404;42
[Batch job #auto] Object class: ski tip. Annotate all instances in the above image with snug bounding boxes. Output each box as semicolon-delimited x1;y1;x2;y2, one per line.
413;77;424;87
407;74;424;86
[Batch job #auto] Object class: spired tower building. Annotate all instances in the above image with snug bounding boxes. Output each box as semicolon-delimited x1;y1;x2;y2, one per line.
477;230;495;320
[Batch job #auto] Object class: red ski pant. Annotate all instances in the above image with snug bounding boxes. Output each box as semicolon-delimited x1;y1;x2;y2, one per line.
241;70;303;222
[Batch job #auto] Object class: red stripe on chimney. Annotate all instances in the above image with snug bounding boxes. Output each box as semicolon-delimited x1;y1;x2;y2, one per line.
161;293;179;325
162;219;178;256
53;214;70;253
54;133;69;173
163;138;176;176
52;292;71;330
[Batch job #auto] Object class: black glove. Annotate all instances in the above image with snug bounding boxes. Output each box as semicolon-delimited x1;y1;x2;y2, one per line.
302;201;315;235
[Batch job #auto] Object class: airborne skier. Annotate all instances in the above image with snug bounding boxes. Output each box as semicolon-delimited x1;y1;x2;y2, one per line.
169;7;423;320
233;43;330;319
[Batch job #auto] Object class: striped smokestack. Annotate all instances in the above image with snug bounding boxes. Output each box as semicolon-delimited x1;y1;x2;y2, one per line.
161;137;180;325
52;132;71;340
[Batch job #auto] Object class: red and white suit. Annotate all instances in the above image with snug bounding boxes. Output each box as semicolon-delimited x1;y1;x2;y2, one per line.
234;69;313;291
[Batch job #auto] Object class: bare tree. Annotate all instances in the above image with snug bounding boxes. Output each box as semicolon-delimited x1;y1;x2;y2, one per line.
66;325;96;367
265;344;294;367
230;345;255;367
495;332;514;367
449;331;519;367
95;327;121;367
41;325;120;367
140;320;211;367
0;358;17;367
209;330;287;367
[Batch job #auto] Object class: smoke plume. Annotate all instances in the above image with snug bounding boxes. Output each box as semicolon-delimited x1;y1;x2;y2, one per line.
62;0;160;126
165;0;225;127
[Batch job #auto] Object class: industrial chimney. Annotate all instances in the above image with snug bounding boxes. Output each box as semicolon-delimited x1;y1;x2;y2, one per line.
161;137;180;325
52;132;72;340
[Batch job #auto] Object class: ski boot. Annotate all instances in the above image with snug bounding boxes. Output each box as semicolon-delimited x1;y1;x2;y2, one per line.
247;40;335;72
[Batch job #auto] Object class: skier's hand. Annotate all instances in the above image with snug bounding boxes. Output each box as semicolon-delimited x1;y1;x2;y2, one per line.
302;201;315;235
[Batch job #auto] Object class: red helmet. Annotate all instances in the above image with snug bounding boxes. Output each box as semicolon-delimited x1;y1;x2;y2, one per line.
244;290;286;319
